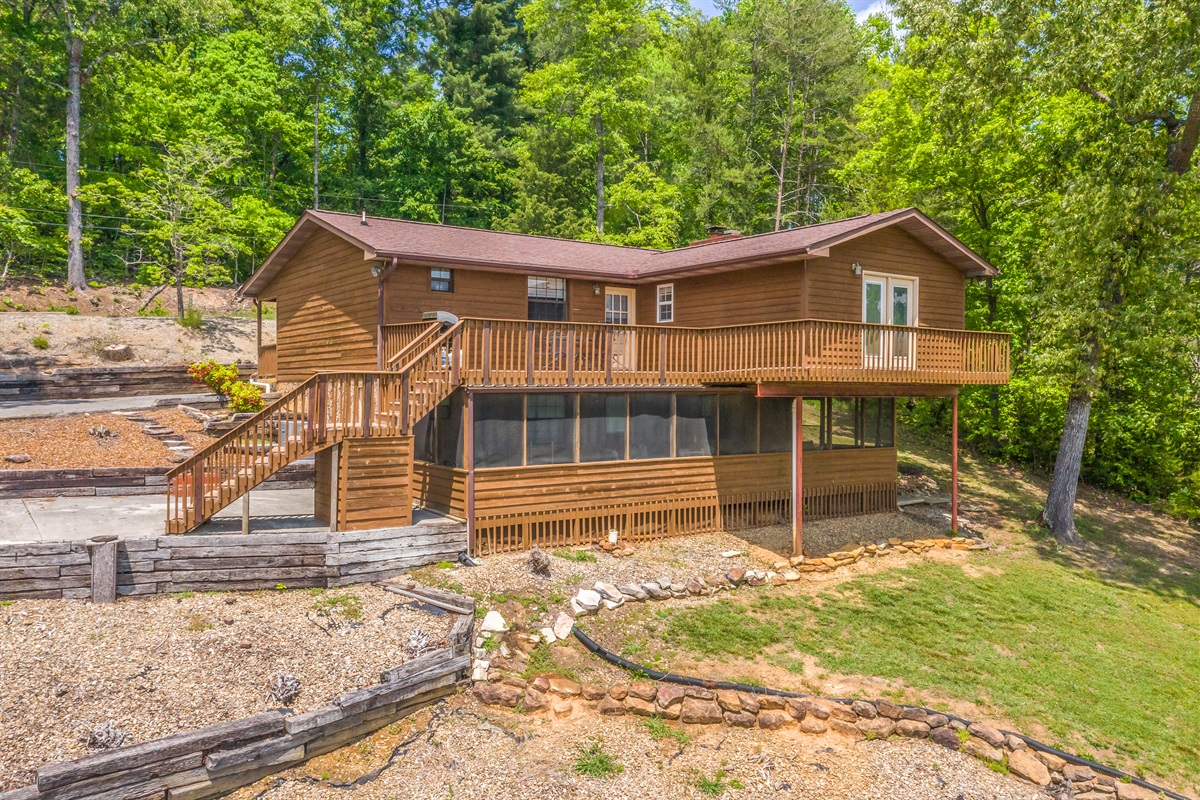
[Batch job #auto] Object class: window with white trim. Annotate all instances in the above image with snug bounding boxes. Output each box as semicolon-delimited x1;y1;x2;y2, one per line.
430;268;453;293
656;283;674;323
528;276;567;321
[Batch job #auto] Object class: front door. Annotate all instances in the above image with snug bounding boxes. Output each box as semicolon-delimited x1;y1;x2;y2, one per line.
605;287;637;373
863;274;916;369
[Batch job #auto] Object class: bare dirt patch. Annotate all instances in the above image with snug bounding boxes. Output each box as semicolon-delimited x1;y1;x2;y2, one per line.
0;408;211;469
0;585;453;789
0;283;249;318
229;694;1044;800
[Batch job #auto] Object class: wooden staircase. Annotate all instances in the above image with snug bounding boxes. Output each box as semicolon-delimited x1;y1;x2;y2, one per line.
165;322;463;533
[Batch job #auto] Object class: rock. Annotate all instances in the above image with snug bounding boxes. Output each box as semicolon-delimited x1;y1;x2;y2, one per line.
1008;749;1051;786
800;716;828;734
98;344;134;362
617;582;647;600
785;697;807;720
582;684;606;701
594;582;623;601
532;676;550;692
4;453;32;463
724;710;757;728
680;697;723;724
769;573;787;586
876;699;903;719
737;692;761;714
1035;750;1067;773
471;661;489;682
547;677;582;697
756;694;785;711
608;685;629;701
805;700;831;720
726;567;746;585
1115;782;1160;800
473;682;522;707
720;550;743;558
551;698;573;717
856;717;895;739
962;737;1004;763
657;684;686;708
967;722;1006;748
683;686;714;700
831;719;864;739
851;700;877;719
896;720;931;738
602;598;624;611
930;726;961;750
1064;764;1096;782
574;589;602;611
523;688;549;711
782;569;801;581
502;676;527;689
686;578;705;595
829;704;856;722
716;690;742;712
657;576;672;590
628;683;658;702
1003;733;1026;751
900;707;927;722
925;713;949;728
758;710;792;730
480;611;508;633
539;627;556;645
599;696;625;715
553;612;575;641
528;546;551;575
642;582;668;600
625;696;658;716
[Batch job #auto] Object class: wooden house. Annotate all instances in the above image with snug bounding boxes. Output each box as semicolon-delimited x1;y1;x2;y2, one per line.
166;208;1009;556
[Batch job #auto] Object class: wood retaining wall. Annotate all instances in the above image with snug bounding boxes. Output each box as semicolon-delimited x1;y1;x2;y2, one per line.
0;364;253;402
0;523;467;600
0;590;475;800
0;462;314;500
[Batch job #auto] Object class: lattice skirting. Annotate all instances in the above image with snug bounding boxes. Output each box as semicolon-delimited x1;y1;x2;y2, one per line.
472;484;896;555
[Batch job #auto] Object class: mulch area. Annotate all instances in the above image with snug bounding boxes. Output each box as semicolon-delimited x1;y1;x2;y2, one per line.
0;409;212;470
0;584;455;790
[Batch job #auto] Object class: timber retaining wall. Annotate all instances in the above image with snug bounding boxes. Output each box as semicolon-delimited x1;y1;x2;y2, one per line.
0;523;467;600
0;590;475;800
0;462;314;499
0;364;253;402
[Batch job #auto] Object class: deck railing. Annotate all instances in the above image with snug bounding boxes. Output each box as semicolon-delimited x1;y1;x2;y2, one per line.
382;322;440;366
256;344;277;380
454;318;1009;387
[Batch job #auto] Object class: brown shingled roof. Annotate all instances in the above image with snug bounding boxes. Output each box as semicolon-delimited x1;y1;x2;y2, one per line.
240;207;996;298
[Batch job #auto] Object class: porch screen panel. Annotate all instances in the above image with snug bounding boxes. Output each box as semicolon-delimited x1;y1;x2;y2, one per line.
718;394;757;455
580;393;627;462
435;394;464;467
862;398;895;447
830;398;858;449
527;393;576;465
676;394;716;457
629;393;672;460
412;412;434;463
759;397;792;453
802;398;827;450
474;393;524;468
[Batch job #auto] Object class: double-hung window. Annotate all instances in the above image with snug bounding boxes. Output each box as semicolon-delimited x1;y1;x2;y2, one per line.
528;277;567;321
430;268;453;293
656;284;674;323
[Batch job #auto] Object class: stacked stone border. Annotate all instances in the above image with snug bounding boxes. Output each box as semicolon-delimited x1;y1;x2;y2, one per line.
0;523;466;601
0;586;475;800
0;462;313;500
0;364;252;402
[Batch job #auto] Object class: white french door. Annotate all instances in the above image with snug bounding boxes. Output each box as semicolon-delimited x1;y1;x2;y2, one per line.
863;274;916;369
605;287;637;373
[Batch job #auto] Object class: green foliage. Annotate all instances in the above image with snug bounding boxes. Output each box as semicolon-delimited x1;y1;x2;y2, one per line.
138;300;171;317
642;716;691;745
521;641;577;681
177;307;204;328
31;334;49;350
188;359;240;395
695;771;730;795
225;381;265;413
552;548;597;563
312;592;363;620
573;737;623;778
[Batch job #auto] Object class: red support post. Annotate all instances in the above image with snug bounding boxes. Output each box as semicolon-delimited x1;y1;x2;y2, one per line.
951;393;959;534
793;396;804;557
465;389;476;555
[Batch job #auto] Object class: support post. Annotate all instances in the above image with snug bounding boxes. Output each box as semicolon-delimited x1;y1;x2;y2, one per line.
329;442;340;532
793;396;804;557
87;536;118;604
241;493;250;535
951;393;959;534
254;299;262;353
465;389;476;555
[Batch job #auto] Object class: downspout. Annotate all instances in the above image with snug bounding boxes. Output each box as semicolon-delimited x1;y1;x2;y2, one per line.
376;256;399;370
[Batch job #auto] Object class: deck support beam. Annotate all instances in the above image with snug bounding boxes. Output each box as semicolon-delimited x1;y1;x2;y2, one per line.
793;396;803;557
465;389;476;556
951;393;959;534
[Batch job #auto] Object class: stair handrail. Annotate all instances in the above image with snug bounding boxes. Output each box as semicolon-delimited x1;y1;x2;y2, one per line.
385;321;442;368
395;319;464;377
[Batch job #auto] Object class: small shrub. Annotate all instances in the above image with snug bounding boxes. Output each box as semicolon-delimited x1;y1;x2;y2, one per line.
696;774;727;796
955;727;971;744
188;359;240;396
574;737;623;778
31;334;49;350
177;306;204;329
88;280;106;289
138;299;170;317
643;716;691;745
226;381;265;413
552;548;597;563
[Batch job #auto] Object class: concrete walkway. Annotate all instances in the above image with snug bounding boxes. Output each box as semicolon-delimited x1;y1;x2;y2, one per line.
0;393;217;419
0;488;322;542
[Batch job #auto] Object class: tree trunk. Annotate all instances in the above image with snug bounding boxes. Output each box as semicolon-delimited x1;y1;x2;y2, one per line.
64;33;86;290
175;266;185;317
1040;390;1091;545
773;76;795;232
595;113;605;235
313;84;320;209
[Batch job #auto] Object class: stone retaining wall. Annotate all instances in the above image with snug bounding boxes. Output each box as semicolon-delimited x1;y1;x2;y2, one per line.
0;364;253;402
0;523;467;600
0;589;475;800
0;462;313;500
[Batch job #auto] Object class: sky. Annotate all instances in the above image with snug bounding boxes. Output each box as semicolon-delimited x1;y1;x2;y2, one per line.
688;0;887;22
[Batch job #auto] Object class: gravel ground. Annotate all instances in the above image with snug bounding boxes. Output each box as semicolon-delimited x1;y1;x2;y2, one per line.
725;512;945;557
0;407;210;469
0;585;453;789
232;696;1047;800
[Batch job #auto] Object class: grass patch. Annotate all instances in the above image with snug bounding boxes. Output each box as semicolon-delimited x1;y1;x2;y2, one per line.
695;770;737;795
573;737;623;778
31;334;49;350
521;642;577;681
553;548;597;563
176;307;204;328
643;716;691;745
662;599;784;656
312;592;363;620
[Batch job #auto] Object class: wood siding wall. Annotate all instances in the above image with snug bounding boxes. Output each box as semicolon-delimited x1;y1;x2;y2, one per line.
336;436;414;531
806;227;966;329
314;446;333;525
259;230;379;382
413;462;467;518
636;263;804;327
